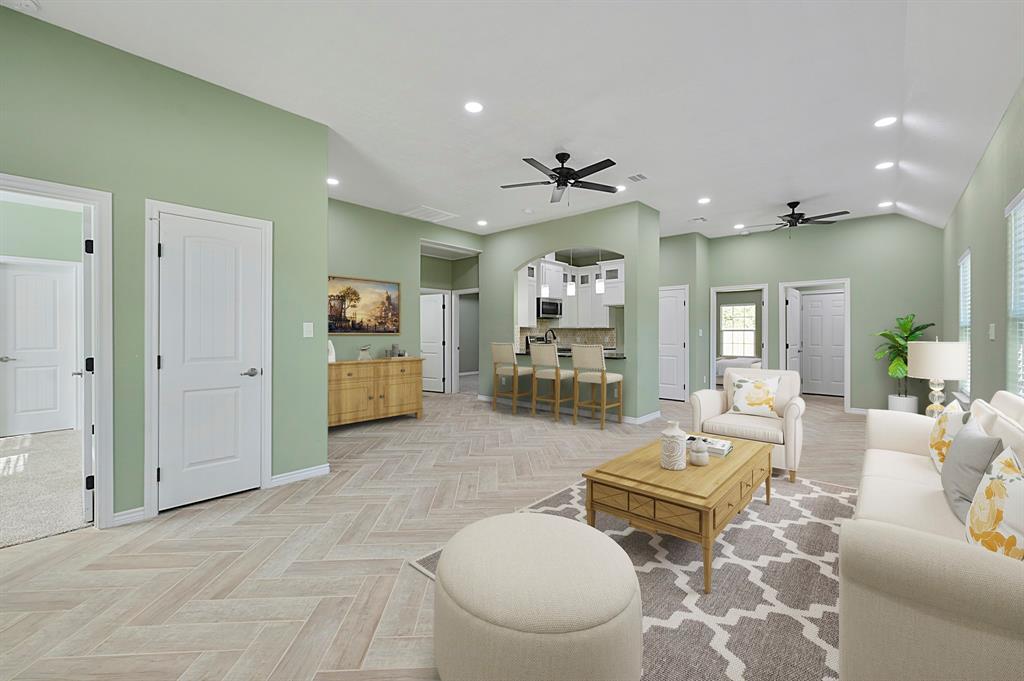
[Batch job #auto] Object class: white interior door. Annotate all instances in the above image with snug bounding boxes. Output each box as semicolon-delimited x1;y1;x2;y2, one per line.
658;286;688;401
158;212;264;511
801;292;845;396
785;288;801;374
0;261;77;436
421;293;445;392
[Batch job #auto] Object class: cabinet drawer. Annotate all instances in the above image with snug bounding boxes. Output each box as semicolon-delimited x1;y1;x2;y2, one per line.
752;458;770;484
740;474;754;498
655;500;700;533
591;483;628;511
628;493;654;519
713;483;743;531
380;361;420;378
330;363;376;381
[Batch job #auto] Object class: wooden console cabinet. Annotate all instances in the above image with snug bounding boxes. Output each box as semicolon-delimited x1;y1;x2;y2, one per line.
328;357;423;427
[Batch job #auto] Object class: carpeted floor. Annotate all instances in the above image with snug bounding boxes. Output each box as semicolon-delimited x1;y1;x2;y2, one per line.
0;429;86;547
415;477;856;681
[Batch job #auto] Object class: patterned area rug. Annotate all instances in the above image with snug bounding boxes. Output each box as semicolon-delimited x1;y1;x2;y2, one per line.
413;476;856;681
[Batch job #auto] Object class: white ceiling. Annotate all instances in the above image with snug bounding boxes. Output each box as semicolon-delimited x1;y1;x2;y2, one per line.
22;1;1023;237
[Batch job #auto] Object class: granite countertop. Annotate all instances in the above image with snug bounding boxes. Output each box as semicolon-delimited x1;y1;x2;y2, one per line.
515;346;626;360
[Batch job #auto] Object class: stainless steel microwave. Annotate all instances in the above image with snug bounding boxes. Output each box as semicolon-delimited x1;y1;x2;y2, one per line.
536;297;563;319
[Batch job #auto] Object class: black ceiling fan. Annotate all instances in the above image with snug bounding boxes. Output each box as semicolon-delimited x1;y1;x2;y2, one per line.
501;152;617;203
746;201;850;231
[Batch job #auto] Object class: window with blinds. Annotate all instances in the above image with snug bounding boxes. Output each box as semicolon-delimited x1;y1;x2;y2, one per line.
958;250;971;398
1009;193;1024;396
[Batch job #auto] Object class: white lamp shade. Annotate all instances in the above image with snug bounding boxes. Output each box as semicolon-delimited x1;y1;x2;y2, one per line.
907;341;968;380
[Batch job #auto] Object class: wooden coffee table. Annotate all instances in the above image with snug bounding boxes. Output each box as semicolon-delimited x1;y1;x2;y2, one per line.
583;436;772;593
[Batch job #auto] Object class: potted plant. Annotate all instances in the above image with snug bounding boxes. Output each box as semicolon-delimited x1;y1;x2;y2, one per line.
874;313;935;412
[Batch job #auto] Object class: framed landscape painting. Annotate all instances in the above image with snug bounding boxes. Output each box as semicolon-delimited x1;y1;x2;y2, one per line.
328;276;400;334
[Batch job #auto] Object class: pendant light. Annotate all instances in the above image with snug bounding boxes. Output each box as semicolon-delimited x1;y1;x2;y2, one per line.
594;247;605;294
566;248;576;296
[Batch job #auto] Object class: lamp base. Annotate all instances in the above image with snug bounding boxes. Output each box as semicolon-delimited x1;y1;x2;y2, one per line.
925;378;946;419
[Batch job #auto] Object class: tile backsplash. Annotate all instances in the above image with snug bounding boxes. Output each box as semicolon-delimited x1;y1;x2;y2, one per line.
518;319;616;350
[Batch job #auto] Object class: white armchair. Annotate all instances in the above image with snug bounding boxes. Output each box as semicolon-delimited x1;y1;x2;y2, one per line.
691;367;805;481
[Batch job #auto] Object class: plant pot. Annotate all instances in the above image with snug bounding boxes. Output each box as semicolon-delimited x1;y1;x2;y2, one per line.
888;394;919;413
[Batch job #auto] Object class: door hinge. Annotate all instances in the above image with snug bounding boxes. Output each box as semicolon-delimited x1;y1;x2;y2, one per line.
442;341;446;346
785;299;789;306
85;357;94;372
156;467;161;482
157;242;163;257
157;355;162;369
84;238;94;254
84;475;94;490
91;424;95;435
786;343;790;349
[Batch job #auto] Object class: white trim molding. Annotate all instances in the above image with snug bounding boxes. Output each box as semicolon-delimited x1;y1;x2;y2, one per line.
109;507;146;528
268;464;331;488
709;283;769;387
1005;187;1024;218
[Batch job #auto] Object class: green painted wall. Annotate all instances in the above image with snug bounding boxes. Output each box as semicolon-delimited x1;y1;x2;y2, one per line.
943;82;1024;399
452;257;479;290
0;201;82;262
328;200;482;361
716;289;763;358
420;255;453;290
1;9;329;511
659;232;712;390
459;293;480;373
478;202;660;418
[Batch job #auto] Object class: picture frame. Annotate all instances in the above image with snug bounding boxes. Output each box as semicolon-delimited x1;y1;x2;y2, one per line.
328;276;400;334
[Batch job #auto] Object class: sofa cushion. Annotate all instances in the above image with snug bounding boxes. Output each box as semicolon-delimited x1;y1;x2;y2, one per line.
941;420;1003;522
703;412;784;445
929;400;968;472
966;448;1024;560
861;449;941;487
855;475;965;541
723;367;800;418
730;375;781;418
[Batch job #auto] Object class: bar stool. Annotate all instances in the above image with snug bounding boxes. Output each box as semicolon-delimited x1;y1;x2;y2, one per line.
571;344;624;429
491;342;533;414
530;343;573;421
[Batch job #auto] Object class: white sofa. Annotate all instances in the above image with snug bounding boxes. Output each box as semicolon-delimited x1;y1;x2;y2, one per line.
692;367;805;480
839;391;1024;681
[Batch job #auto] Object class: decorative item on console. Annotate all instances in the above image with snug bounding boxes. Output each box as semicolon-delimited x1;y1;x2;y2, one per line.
358;344;372;361
689;437;710;466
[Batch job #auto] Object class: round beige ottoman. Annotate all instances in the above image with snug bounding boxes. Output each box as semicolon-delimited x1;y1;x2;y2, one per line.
433;512;642;681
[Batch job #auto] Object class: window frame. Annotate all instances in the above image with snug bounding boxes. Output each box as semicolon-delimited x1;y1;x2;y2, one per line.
958;249;971;399
1008;188;1024;396
719;303;758;358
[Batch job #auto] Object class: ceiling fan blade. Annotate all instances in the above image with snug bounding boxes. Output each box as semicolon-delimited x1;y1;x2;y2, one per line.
572;158;615;179
550;185;566;203
573;180;617;193
523;158;557;179
771;224;788;232
804;220;836;225
500;181;553;189
802;210;849;221
745;222;782;228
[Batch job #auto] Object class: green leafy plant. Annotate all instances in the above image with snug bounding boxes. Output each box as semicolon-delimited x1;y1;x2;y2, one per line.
874;314;935;397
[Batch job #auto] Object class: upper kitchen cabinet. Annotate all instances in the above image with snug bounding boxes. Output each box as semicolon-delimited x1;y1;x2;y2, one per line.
539;259;564;300
599;258;625;307
516;261;537;327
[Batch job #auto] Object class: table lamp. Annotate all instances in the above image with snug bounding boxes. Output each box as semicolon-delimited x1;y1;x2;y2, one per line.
907;341;969;418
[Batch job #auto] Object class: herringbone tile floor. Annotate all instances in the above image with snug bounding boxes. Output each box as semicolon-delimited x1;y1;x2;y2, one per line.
0;389;862;680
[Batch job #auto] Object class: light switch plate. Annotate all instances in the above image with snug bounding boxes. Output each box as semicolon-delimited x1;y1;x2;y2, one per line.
698;328;703;337
303;322;314;338
989;323;996;341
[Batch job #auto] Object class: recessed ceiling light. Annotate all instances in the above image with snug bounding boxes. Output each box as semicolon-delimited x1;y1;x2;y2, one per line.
616;185;627;192
875;161;895;170
697;197;711;205
733;223;745;230
878;201;894;208
326;177;339;186
464;101;483;113
874;116;898;127
476;220;488;227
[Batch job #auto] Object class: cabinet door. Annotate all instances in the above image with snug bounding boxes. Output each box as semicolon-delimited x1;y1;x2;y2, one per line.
378;377;421;416
329;379;375;425
517;267;530;327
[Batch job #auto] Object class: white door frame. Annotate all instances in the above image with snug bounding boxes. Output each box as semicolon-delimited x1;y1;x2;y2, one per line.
709;284;768;386
0;173;114;528
777;278;853;413
421;288;452;393
450;287;479;394
658;285;690;401
144;200;274;521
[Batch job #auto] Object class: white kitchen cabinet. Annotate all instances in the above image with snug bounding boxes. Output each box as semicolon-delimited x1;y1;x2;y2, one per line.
561;267;579;326
577;266;608;327
539;260;564;300
599;258;625;307
516;262;538;328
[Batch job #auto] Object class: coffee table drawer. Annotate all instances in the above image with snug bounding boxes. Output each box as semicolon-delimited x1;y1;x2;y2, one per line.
713;483;742;531
591;483;628;511
740;474;754;498
628;493;654;519
752;458;770;484
655;500;700;533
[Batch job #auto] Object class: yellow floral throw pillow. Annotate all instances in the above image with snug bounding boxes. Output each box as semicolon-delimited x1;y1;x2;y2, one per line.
966;448;1024;560
731;376;781;418
929;400;967;472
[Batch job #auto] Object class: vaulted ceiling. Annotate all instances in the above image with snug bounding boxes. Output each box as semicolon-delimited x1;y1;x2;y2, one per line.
23;0;1023;237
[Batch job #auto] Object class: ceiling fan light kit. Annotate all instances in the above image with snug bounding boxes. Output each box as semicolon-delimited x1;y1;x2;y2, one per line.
501;152;618;204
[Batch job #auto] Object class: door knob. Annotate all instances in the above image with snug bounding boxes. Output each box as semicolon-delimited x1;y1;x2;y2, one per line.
0;356;16;362
240;368;259;377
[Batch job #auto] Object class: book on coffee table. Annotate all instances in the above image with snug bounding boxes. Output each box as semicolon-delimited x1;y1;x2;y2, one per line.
685;434;734;457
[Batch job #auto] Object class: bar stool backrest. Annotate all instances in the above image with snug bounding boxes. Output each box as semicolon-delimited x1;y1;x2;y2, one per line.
531;343;559;369
571;344;606;372
491;342;517;368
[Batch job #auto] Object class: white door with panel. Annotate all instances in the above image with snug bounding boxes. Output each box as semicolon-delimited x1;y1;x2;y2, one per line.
658;286;689;400
157;212;265;511
421;293;445;392
801;292;845;396
0;261;77;436
785;288;802;375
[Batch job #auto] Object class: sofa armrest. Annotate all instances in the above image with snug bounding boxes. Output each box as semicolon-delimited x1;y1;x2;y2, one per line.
783;396;805;422
840;519;1024;635
691;389;726;432
866;409;933;457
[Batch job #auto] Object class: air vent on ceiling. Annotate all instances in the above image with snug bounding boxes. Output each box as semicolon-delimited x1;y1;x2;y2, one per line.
402;205;459;223
688;216;707;223
627;173;647;183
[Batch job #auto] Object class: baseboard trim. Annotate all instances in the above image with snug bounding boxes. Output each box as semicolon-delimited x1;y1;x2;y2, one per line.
109;507;145;527
479;394;661;425
845;407;867;415
268;463;331;488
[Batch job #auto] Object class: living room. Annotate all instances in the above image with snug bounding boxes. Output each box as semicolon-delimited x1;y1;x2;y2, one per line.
1;2;1021;680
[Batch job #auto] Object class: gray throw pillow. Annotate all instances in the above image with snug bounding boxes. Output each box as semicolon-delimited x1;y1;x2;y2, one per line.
941;419;1003;522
